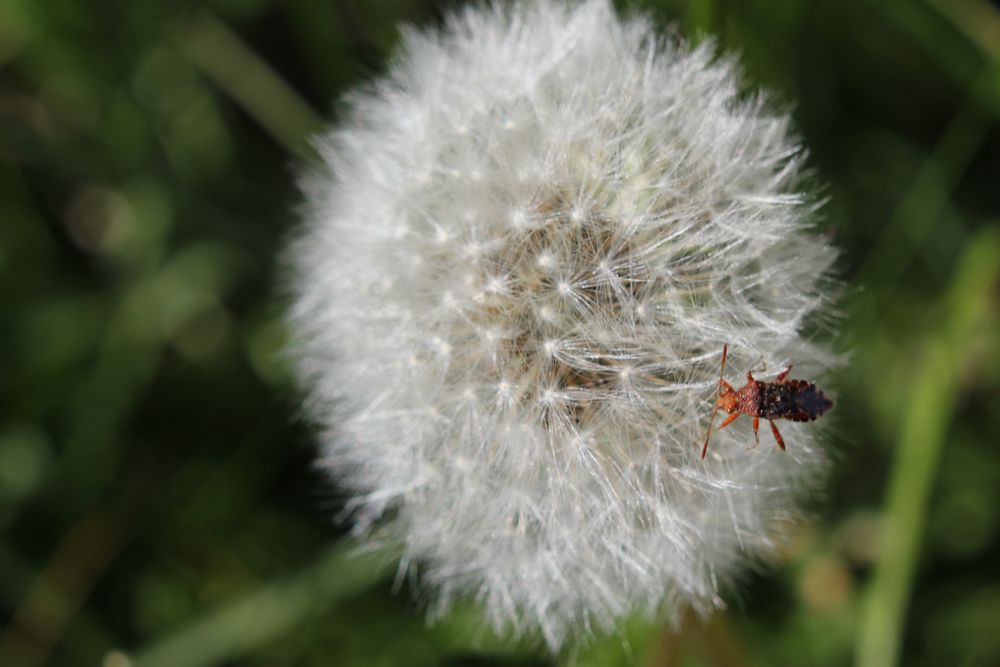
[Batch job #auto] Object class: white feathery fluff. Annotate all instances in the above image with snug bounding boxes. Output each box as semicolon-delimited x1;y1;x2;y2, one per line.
289;0;838;650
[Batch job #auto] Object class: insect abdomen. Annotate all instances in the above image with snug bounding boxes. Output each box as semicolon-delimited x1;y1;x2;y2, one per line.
757;383;799;419
788;381;834;421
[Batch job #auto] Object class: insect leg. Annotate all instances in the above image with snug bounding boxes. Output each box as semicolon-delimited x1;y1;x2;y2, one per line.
700;344;732;460
776;365;792;382
752;416;759;444
769;421;786;451
717;413;740;430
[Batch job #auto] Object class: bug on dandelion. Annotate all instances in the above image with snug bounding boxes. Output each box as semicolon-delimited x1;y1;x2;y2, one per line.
290;0;840;647
701;344;834;459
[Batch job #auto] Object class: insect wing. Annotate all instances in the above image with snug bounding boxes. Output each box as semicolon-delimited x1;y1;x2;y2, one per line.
788;381;833;422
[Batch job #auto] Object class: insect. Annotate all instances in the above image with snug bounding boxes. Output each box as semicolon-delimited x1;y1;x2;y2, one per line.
701;344;833;459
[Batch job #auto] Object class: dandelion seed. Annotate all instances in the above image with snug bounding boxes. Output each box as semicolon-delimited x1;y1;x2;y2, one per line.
289;0;838;650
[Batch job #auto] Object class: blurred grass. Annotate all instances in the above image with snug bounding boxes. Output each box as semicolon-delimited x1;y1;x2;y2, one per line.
131;544;396;667
173;11;322;159
856;229;1000;667
1;0;999;666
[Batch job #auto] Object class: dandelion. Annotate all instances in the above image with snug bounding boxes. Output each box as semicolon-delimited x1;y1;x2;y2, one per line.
288;0;838;650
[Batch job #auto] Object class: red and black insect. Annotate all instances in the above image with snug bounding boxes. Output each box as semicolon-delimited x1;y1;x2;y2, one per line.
701;344;833;459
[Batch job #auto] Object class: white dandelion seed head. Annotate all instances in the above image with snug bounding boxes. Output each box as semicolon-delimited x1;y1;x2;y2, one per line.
289;0;838;650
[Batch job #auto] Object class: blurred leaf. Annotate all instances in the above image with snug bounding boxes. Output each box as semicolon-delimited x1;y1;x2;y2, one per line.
129;542;396;667
856;227;1000;667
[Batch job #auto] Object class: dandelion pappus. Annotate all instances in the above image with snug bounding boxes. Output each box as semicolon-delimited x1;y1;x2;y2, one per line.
701;344;833;459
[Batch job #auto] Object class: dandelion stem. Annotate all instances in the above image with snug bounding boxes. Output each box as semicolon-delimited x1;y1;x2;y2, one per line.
855;228;1000;667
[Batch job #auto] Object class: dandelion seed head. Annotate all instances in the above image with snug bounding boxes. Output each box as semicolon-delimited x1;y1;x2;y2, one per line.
290;0;838;650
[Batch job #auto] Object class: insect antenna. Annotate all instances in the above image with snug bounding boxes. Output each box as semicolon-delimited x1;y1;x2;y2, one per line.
701;343;729;459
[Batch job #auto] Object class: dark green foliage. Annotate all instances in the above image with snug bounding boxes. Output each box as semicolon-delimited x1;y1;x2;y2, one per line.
1;1;998;665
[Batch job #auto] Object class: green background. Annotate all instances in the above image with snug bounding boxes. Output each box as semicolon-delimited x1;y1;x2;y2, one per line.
1;0;998;665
